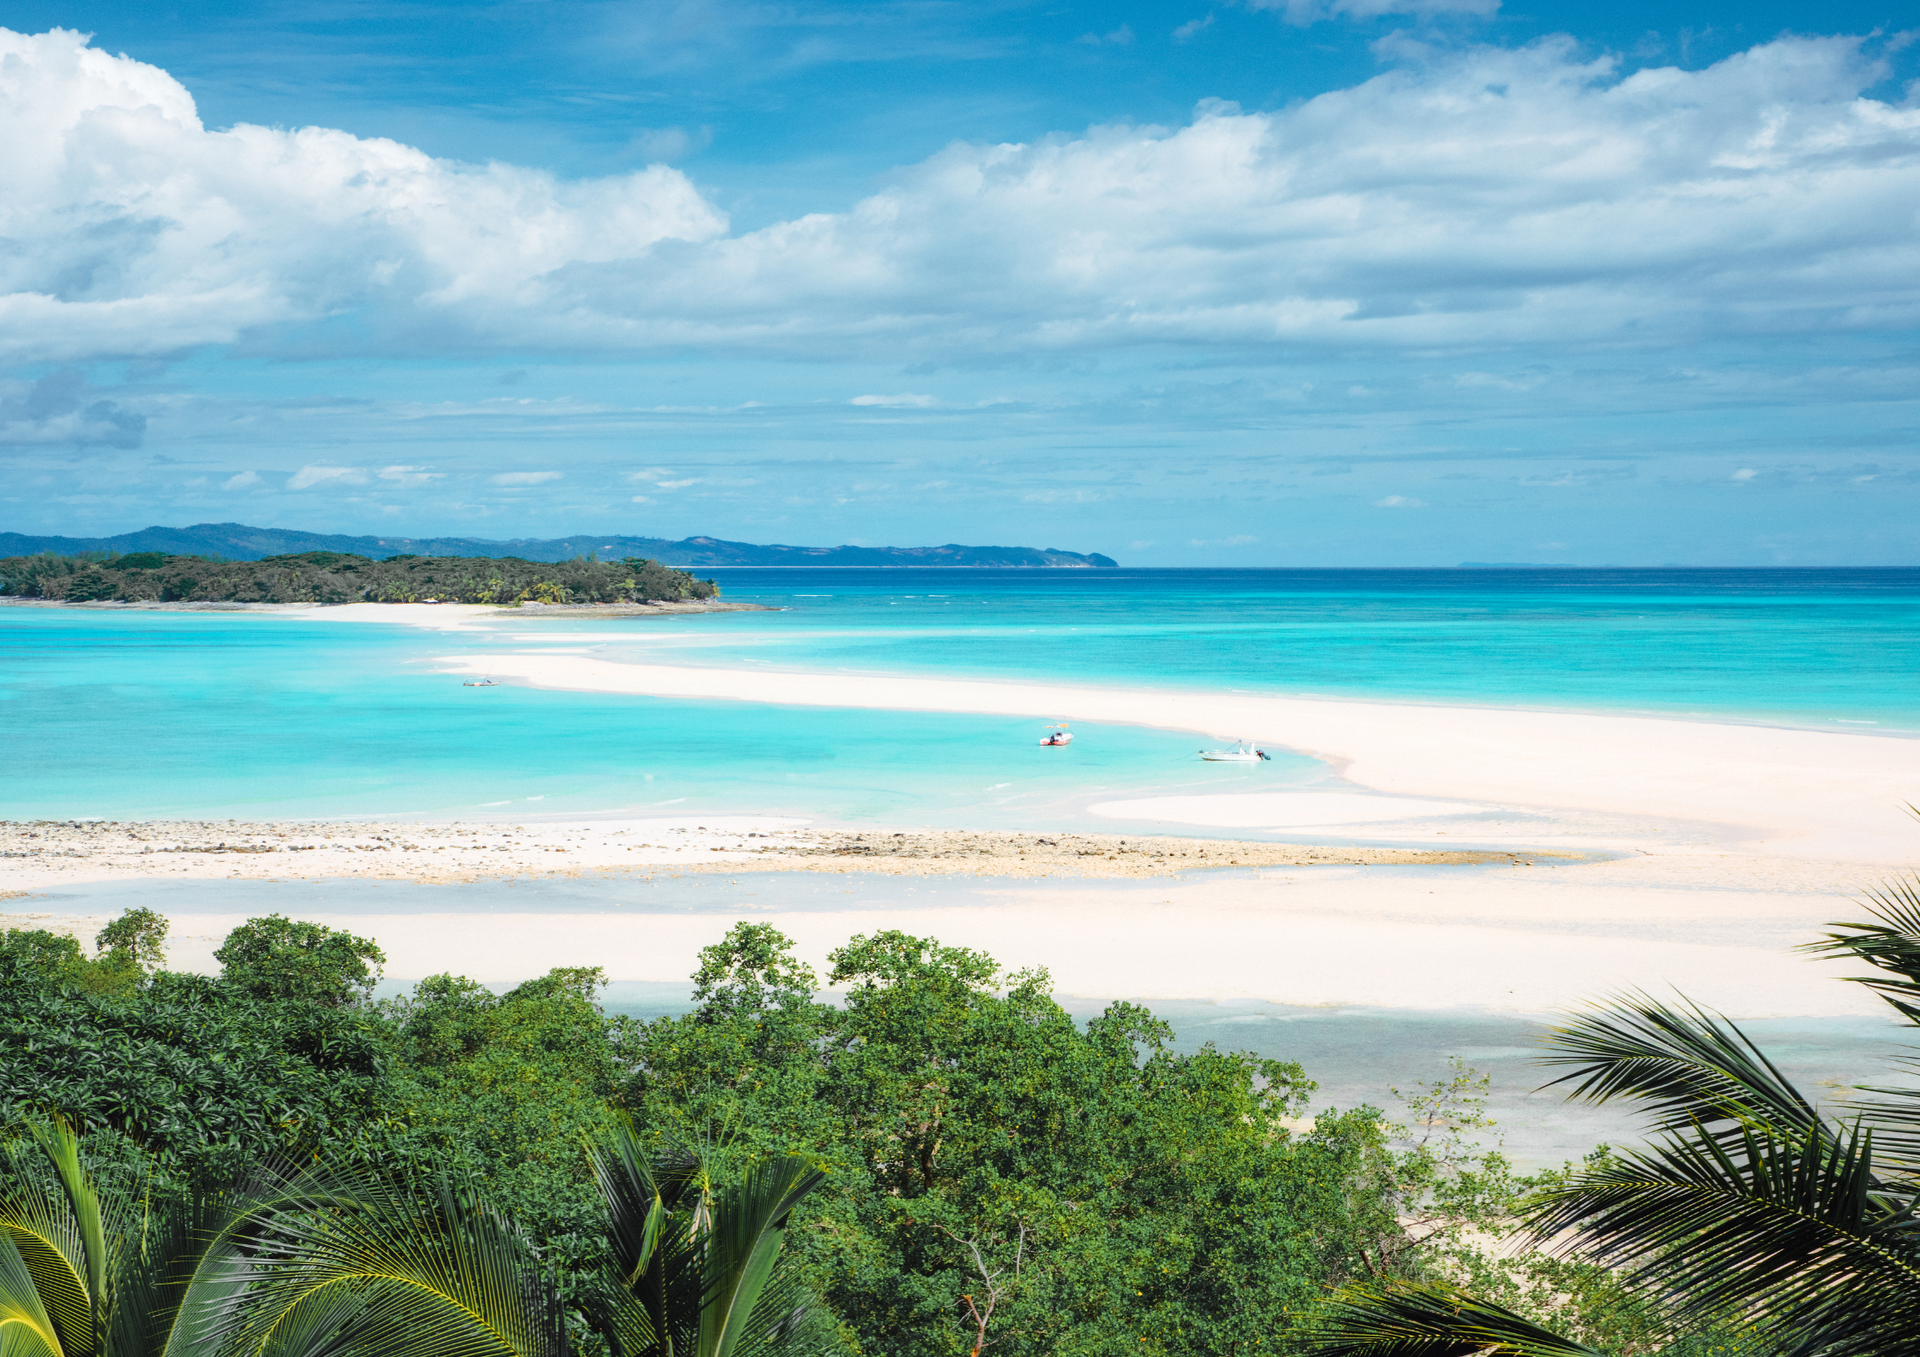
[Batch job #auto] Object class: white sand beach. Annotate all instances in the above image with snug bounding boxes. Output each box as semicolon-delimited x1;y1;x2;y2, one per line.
429;651;1919;863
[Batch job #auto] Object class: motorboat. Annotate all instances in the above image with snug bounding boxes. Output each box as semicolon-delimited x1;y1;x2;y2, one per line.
1201;740;1269;762
1040;723;1074;746
462;677;501;687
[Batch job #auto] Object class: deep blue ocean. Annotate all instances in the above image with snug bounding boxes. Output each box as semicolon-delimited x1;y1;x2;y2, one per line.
4;567;1916;822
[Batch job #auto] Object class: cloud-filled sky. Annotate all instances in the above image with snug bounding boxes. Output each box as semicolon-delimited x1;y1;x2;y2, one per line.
3;0;1918;564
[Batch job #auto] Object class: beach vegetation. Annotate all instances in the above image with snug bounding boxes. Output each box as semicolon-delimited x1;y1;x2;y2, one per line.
215;913;386;1007
0;551;718;606
0;907;1805;1357
1305;878;1920;1356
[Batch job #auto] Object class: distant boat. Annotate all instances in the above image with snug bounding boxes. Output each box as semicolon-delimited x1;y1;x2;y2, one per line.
1201;740;1269;762
462;677;501;687
1040;723;1073;746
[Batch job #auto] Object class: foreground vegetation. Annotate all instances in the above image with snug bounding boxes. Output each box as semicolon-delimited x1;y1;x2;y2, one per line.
0;550;718;604
6;889;1911;1356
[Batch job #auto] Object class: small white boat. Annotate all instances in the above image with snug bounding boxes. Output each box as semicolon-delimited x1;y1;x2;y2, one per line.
1201;740;1269;762
462;678;501;687
1040;723;1073;746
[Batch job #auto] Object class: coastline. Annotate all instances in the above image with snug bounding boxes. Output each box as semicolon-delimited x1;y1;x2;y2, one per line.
5;605;1911;1023
426;652;1920;865
0;599;767;617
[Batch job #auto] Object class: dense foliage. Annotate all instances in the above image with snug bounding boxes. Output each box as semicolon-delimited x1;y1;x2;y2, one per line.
0;909;1760;1357
0;550;717;604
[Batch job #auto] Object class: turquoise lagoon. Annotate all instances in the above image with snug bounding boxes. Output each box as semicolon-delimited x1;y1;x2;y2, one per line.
13;567;1920;1164
5;567;1919;823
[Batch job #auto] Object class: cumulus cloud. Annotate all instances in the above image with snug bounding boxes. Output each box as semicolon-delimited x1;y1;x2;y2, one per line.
222;470;259;490
0;369;145;446
5;28;1920;364
378;465;443;484
490;470;563;485
0;27;724;362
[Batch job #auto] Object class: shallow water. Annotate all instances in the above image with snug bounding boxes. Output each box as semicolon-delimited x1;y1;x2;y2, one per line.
7;567;1917;822
0;605;1316;823
664;566;1920;731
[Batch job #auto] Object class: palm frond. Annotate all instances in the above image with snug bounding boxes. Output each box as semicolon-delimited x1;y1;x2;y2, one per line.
0;1123;112;1357
1303;1282;1603;1357
1527;1115;1920;1341
1801;880;1920;1025
697;1158;824;1357
1538;994;1821;1144
24;1123;111;1355
202;1167;566;1357
0;1231;63;1357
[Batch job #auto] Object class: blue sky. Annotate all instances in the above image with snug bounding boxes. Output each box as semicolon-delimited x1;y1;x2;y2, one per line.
2;0;1918;563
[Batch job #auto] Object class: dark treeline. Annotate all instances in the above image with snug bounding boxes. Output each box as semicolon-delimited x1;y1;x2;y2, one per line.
0;550;718;604
0;910;1734;1357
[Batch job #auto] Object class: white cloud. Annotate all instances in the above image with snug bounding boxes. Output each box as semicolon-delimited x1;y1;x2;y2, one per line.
0;27;724;362
490;470;563;485
1373;495;1427;507
1731;468;1760;481
222;470;259;490
378;465;443;485
6;29;1920;365
287;465;365;489
850;393;939;407
1243;0;1496;24
1172;15;1215;41
651;478;702;490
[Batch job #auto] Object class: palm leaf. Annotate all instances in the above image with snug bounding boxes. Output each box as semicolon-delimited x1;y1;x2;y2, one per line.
1527;1115;1920;1346
1538;995;1821;1145
0;1231;63;1357
0;1123;111;1357
697;1158;824;1357
1800;878;1920;1025
1304;1282;1603;1356
203;1167;566;1357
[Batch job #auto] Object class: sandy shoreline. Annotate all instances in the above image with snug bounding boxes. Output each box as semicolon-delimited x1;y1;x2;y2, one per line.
425;652;1920;865
0;817;1553;891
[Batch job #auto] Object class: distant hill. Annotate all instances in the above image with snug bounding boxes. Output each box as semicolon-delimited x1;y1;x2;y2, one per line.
0;523;1119;568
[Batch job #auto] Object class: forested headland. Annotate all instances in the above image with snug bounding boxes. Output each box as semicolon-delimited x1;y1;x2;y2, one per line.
0;908;1786;1357
0;550;718;605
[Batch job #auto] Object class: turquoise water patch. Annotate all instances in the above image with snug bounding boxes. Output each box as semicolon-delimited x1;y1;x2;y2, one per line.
598;566;1920;732
0;607;1314;823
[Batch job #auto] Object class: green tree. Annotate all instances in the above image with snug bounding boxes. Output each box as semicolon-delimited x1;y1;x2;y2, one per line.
0;929;389;1179
382;966;638;1288
629;924;1403;1357
215;914;385;1006
95;907;168;973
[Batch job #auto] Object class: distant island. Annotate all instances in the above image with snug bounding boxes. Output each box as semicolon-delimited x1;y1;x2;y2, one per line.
0;523;1119;568
0;551;718;607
